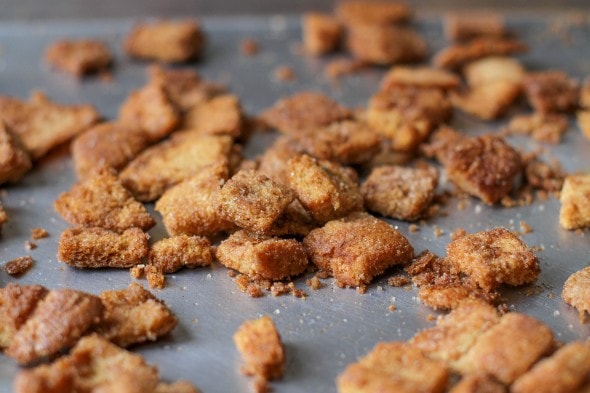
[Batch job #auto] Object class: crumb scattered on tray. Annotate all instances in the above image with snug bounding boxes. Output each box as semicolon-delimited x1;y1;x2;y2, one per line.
273;65;296;82
45;39;113;77
240;38;259;56
4;256;33;276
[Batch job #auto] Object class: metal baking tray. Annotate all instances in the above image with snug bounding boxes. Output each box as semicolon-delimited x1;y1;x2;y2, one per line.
0;13;589;392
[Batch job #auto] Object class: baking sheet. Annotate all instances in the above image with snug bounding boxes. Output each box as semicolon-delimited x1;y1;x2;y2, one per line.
0;14;589;392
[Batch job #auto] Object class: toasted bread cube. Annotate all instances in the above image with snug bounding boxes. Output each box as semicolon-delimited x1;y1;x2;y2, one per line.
0;92;99;159
234;316;285;381
304;212;413;287
346;24;427;66
5;256;34;276
149;235;212;273
455;313;554;383
562;266;590;319
336;342;448;393
420;126;465;165
119;83;179;143
559;174;590;230
45;39;112;77
0;121;31;184
335;0;412;25
417;285;498;311
264;199;317;237
361;165;438;221
410;300;500;369
444;13;506;41
509;113;568;144
216;230;308;280
577;110;590;140
261;91;351;135
380;66;460;92
512;341;590;393
257;136;305;186
449;374;506;393
58;227;149;269
6;289;104;365
450;81;521;120
0;284;48;348
120;134;233;202
182;94;243;137
445;135;521;204
464;57;524;87
433;37;527;70
302;13;342;55
288;154;363;224
523;71;579;114
447;228;539;292
54;169;155;233
125;20;205;63
95;283;177;347
217;170;295;233
71;122;150;179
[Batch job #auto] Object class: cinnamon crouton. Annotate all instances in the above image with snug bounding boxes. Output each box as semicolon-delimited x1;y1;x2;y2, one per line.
95;283;177;347
336;342;448;393
149;235;212;273
4;256;34;276
54;169;155;232
335;0;412;25
0;92;99;159
302;13;342;55
447;228;539;292
450;81;521;120
361;165;438;221
420;125;465;165
444;13;506;42
523;71;579;114
0;284;48;348
559;174;590;230
0;121;31;184
125;20;205;63
257;136;305;186
380;66;460;92
58;227;149;269
216;230;308;280
449;374;506;393
463;57;525;87
182;94;243;137
562;266;590;319
264;199;317;237
303;212;414;287
508;113;569;144
433;37;527;70
577;110;590;140
45;39;112;77
6;289;104;365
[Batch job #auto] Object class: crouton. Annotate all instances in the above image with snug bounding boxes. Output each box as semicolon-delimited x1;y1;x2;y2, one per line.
4;256;33;276
149;235;212;273
464;57;524;87
0;121;31;184
420;125;465;165
145;265;166;290
559;174;590;230
449;374;506;393
433;37;527;70
264;199;317;237
508;113;568;144
302;13;342;55
523;71;579;114
562;266;590;319
45;39;112;77
444;13;506;41
380;66;460;91
580;78;590;109
335;0;412;25
0;284;48;348
257;136;304;186
450;81;521;120
577;110;590;140
182;94;243;137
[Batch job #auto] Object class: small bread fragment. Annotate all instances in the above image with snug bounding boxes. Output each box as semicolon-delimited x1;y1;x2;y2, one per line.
361;165;438;221
304;212;413;287
95;282;177;347
0;121;31;184
512;341;590;393
216;230;308;280
450;81;521;120
0;283;48;348
464;56;524;87
335;0;412;25
444;13;506;41
0;92;99;159
433;37;527;70
54;169;155;232
4;256;33;276
559;174;590;230
45;39;112;77
449;374;506;393
182;94;243;137
380;66;460;91
508;113;568;144
125;20;205;63
336;341;448;393
455;313;554;384
149;235;212;273
58;227;149;269
562;266;590;319
6;289;104;365
234;316;285;382
577;110;590;140
145;265;166;290
523;71;579;114
302;13;342;55
0;201;6;232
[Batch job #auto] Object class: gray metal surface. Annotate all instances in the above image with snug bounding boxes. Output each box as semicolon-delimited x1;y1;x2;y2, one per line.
0;14;589;392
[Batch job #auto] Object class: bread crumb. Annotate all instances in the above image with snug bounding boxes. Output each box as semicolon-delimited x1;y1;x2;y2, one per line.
305;276;324;290
387;275;411;287
130;264;145;279
450;228;467;240
388;304;396;312
273;66;295;82
433;226;444;237
45;39;112;77
4;256;33;276
519;221;533;234
324;58;367;79
24;241;36;250
240;38;259;56
145;265;166;289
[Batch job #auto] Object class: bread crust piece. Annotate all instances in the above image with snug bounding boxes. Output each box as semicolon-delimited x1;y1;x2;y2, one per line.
562;266;590;319
304;212;414;287
523;71;580;114
380;66;460;92
336;342;448;393
433;37;527;70
302;13;342;56
45;39;112;77
0;121;31;184
0;284;48;348
6;289;104;365
124;20;205;63
54;169;155;233
335;0;412;25
58;227;149;268
149;235;212;273
559;174;590;230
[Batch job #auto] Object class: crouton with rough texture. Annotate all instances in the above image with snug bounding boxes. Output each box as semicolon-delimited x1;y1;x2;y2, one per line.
523;71;579;114
264;199;317;237
451;81;521;120
257;136;304;186
0;284;48;348
380;66;460;92
182;94;243;137
559;174;590;230
4;256;34;276
577;110;590;140
562;266;590;319
302;13;342;55
45;39;112;77
0;121;31;184
0;202;6;231
444;13;506;42
464;57;524;87
508;113;568;144
449;374;506;393
335;0;412;25
433;37;527;70
149;235;212;273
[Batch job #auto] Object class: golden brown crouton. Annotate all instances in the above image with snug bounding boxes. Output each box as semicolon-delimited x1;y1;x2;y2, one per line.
464;56;524;87
0;92;99;160
512;341;590;393
182;94;243;137
118;83;179;143
71;121;150;180
449;374;506;393
508;113;569;144
95;283;177;347
447;228;539;292
45;39;112;77
445;135;522;205
455;313;554;384
450;81;521;120
120;134;233;202
54;169;155;232
562;266;590;319
6;289;104;365
257;136;304;186
559;174;590;230
304;212;413;287
336;341;448;393
433;37;527;70
380;66;460;92
523;157;564;192
577;110;590;140
216;230;308;280
444;13;506;42
264;199;317;237
0;121;31;184
234;316;285;382
302;13;342;55
0;201;6;231
335;0;412;25
5;256;33;276
420;125;465;165
523;71;580;114
288;154;363;224
0;283;48;348
361;165;438;221
125;20;205;63
417;285;499;311
580;78;590;109
58;227;149;269
149;235;212;273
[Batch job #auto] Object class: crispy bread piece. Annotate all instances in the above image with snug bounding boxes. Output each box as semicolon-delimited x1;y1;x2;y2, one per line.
54;169;155;232
302;13;342;55
45;39;112;77
509;113;568;144
433;37;527;70
444;13;506;41
380;66;460;92
559;174;590;230
263;199;317;237
0;201;6;231
449;374;506;393
562;266;590;319
464;57;524;87
335;0;412;25
182;94;243;137
5;256;33;276
6;289;104;365
0;284;48;348
523;71;579;114
577;110;590;140
0;121;31;184
149;235;212;273
58;227;149;269
450;81;521;120
257;136;304;186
